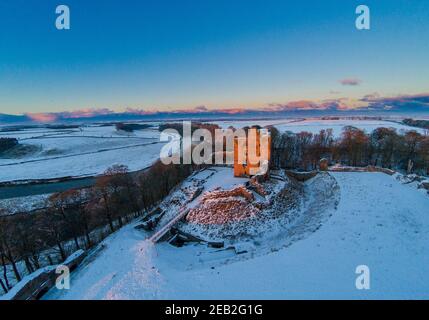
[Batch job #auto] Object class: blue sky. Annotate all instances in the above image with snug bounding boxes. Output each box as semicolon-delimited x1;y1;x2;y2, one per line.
0;0;428;115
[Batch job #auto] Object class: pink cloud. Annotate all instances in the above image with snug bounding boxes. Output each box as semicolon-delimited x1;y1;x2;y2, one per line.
267;100;338;111
18;92;429;124
59;108;113;118
339;78;362;86
26;113;58;122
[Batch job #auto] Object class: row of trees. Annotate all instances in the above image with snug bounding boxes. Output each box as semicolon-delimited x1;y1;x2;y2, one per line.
115;123;152;132
0;161;196;294
0;138;18;153
270;126;429;174
158;122;221;137
403;118;429;130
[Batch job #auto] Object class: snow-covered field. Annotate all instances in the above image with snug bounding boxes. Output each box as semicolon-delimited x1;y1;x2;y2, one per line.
0;124;166;182
44;170;429;300
212;118;426;137
0;118;425;183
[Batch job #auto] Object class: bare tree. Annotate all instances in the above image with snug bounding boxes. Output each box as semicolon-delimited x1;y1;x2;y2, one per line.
49;192;82;251
40;208;67;262
0;217;22;282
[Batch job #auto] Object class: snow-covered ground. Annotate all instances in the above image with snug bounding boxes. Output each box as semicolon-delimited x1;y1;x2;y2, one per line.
44;170;429;300
209;119;299;130
274;119;427;136
1;118;425;183
212;119;426;137
0;142;162;182
0;124;167;182
0;194;50;215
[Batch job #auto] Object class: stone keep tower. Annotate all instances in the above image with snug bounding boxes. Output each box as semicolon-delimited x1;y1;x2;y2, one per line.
233;128;271;178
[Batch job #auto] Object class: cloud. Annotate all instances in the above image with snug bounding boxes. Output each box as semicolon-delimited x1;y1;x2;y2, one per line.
26;113;58;122
361;92;380;100
339;78;362;86
267;99;354;111
359;93;429;112
124;107;156;115
25;108;115;123
267;100;326;111
58;108;114;118
172;105;209;114
192;105;209;112
8;92;429;124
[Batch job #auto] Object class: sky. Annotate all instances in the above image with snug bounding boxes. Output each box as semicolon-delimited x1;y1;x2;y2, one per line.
0;0;428;116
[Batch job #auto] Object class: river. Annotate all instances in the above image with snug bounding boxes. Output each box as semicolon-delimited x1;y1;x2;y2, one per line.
0;177;96;200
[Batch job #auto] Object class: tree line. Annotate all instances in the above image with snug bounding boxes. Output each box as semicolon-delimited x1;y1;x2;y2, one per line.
0;138;18;153
0;160;197;294
270;125;429;174
402;118;429;130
